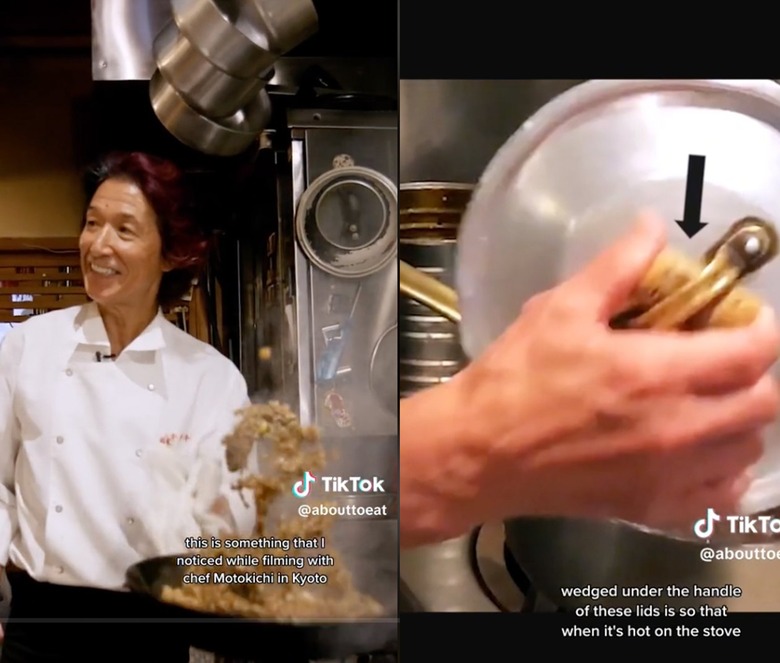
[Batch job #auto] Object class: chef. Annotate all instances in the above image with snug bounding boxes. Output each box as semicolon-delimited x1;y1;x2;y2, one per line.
0;151;254;662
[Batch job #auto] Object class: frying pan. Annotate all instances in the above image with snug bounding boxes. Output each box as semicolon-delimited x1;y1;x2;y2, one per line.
125;556;398;660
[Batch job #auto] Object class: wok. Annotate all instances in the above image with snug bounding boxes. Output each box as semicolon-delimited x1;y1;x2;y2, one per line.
125;556;397;661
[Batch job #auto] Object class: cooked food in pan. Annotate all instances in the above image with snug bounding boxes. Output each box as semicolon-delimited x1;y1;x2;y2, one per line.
160;401;384;619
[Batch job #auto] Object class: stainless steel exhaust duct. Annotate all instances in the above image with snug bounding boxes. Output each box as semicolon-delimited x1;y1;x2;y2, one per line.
91;0;319;156
150;0;318;156
92;1;398;104
91;0;173;81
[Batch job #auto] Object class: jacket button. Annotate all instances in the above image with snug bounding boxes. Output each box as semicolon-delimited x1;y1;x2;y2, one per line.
65;369;73;377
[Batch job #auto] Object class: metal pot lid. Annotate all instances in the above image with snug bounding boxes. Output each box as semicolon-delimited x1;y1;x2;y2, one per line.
455;79;780;514
296;166;397;278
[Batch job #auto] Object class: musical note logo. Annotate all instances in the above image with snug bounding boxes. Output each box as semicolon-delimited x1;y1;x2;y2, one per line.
694;507;721;539
292;471;316;498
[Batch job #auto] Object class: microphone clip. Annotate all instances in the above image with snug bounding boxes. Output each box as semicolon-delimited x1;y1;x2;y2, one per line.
95;351;117;363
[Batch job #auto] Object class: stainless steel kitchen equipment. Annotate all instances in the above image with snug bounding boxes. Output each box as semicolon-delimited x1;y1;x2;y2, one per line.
399;183;471;397
91;0;396;97
400;78;780;614
149;70;272;157
149;0;318;155
400;80;585;184
91;0;397;103
295;167;397;279
400;522;554;613
153;19;273;118
168;0;285;79
403;518;780;614
402;216;779;333
288;109;398;438
251;108;400;649
369;323;397;417
239;0;320;55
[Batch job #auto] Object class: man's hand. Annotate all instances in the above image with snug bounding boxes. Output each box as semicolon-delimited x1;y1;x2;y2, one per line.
402;212;780;544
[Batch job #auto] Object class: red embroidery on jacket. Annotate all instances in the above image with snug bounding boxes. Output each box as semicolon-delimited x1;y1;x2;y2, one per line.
159;433;192;446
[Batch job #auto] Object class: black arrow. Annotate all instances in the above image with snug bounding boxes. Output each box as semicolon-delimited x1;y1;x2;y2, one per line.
676;155;707;238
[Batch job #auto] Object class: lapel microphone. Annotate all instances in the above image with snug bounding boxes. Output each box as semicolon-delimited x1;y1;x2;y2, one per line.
95;351;117;363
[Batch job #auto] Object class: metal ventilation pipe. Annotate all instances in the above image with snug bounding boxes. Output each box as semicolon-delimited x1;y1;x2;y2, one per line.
149;0;318;156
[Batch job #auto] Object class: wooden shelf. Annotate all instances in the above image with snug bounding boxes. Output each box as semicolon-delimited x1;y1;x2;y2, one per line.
0;237;194;330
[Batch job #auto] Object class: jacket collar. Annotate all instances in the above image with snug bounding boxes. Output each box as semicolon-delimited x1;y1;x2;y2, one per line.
72;302;167;351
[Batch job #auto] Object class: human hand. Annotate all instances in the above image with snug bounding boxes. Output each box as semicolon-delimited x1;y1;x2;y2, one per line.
448;211;780;531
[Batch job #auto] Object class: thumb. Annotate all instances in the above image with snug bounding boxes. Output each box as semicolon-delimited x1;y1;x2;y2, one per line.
568;210;667;321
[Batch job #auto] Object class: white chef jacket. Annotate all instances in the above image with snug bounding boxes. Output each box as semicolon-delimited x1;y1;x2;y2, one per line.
0;302;256;590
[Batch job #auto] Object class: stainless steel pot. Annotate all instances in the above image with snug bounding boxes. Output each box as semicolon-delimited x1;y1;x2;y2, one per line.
149;70;271;157
240;0;319;55
504;516;780;612
170;0;281;78
370;324;398;415
154;19;271;119
399;183;471;397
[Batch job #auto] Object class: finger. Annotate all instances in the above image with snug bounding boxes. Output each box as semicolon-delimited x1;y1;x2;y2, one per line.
576;378;777;464
662;433;763;492
682;473;751;526
565;211;667;320
643;474;747;533
653;379;779;450
614;306;780;394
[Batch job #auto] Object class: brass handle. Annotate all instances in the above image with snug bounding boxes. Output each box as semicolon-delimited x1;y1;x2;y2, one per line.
624;217;778;330
399;261;461;324
399;217;779;332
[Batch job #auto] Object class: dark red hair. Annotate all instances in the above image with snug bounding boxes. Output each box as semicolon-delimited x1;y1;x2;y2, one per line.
82;151;210;307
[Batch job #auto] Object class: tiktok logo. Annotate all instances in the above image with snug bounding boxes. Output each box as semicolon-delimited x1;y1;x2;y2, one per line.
292;471;316;498
694;508;721;539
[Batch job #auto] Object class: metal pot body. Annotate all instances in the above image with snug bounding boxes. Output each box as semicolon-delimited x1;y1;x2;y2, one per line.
504;516;780;611
399;183;472;396
149;70;271;156
171;0;280;78
154;19;269;119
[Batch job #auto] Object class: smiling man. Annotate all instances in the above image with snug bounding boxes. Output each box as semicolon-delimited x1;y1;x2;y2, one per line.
0;151;254;662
